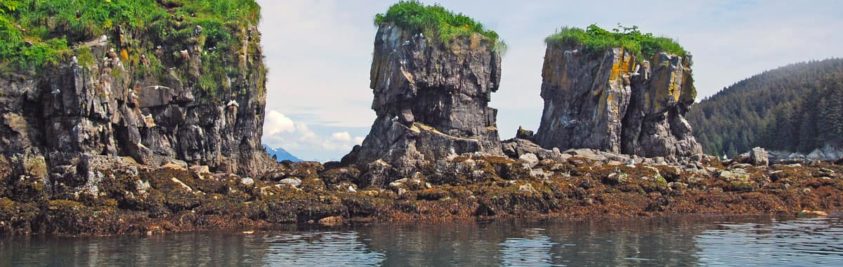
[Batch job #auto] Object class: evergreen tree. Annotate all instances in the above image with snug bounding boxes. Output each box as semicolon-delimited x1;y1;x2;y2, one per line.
689;58;843;154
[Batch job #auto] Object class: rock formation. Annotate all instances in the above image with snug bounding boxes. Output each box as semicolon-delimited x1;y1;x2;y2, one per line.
343;24;503;179
0;12;273;198
535;44;703;161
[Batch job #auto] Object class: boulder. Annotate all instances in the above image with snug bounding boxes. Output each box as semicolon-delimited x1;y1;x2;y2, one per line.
501;138;563;161
519;153;540;169
749;147;769;166
241;177;255;187
360;160;392;188
534;44;703;161
515;126;535;140
278;178;302;188
346;24;503;178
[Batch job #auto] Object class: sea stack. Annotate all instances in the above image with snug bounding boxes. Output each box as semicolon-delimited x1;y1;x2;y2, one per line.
345;2;504;178
0;1;273;191
534;25;703;161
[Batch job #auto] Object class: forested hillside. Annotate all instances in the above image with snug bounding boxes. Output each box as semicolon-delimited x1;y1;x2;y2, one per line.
688;58;843;157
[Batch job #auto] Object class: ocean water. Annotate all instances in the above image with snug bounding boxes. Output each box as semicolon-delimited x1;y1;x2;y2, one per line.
2;216;842;266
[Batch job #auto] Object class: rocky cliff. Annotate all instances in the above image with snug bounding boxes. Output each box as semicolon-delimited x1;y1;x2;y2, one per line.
0;1;273;200
343;24;503;181
535;27;702;161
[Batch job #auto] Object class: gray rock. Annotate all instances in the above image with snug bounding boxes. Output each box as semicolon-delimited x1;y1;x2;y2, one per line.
519;153;540;168
750;147;769;166
516;126;535;140
719;169;749;182
565;148;607;162
135;179;151;195
241;177;255;187
361;160;392;188
0;24;274;197
346;24;503;179
279;178;302;188
501;138;563;161
518;183;537;193
534;46;702;162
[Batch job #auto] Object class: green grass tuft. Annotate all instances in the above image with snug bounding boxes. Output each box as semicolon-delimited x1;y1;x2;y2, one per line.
0;0;260;74
374;1;503;50
546;24;687;60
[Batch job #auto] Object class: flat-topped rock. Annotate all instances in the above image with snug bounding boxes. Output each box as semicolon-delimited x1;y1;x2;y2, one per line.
535;42;702;161
345;24;503;177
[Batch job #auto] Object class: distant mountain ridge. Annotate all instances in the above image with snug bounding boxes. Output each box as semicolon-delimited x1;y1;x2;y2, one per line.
688;58;843;157
264;146;301;162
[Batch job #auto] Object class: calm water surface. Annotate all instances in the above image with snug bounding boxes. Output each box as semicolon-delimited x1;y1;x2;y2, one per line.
2;216;842;266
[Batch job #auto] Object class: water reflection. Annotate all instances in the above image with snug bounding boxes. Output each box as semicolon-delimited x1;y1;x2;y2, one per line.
261;232;383;266
1;216;842;266
0;233;272;266
499;228;555;266
697;217;843;266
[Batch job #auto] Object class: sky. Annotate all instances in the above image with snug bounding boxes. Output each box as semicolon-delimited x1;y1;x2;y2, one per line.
256;0;843;162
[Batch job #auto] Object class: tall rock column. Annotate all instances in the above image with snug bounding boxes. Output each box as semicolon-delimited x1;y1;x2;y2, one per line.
621;53;702;159
534;47;635;153
535;36;702;161
0;3;274;196
346;24;503;175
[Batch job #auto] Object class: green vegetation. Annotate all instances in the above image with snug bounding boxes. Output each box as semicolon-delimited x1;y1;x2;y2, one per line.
0;0;260;74
688;58;843;156
374;1;504;52
545;24;687;60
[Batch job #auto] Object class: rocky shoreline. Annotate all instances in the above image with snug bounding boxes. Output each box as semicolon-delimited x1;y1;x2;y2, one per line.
2;2;842;237
1;146;840;236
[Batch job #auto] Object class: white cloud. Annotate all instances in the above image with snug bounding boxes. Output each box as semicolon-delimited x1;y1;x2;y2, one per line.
257;0;377;129
264;110;295;136
331;132;353;142
262;109;366;161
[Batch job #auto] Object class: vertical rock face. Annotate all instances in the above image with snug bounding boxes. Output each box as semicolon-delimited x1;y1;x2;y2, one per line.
535;47;634;153
0;24;273;193
621;53;702;160
535;45;702;161
346;24;503;174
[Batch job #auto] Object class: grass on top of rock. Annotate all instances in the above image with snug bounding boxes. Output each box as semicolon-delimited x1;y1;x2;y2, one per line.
374;1;505;52
0;0;260;74
546;24;687;60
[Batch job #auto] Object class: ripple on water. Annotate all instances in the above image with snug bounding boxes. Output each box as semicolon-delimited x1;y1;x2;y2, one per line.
261;231;384;266
2;216;843;266
696;217;843;266
500;228;556;266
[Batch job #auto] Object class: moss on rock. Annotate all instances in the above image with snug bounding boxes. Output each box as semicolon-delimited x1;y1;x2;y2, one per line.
546;24;687;60
374;1;504;51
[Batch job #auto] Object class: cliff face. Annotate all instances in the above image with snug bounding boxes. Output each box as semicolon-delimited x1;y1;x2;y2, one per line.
0;13;272;196
535;45;702;161
345;24;503;177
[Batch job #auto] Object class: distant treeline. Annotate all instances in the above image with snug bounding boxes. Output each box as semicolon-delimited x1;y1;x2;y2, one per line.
688;58;843;157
